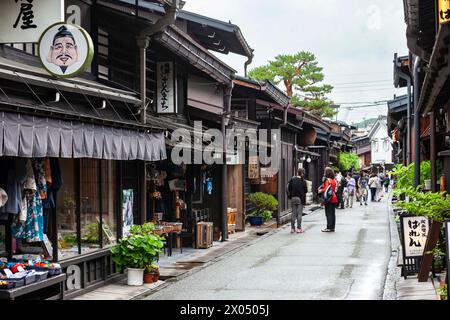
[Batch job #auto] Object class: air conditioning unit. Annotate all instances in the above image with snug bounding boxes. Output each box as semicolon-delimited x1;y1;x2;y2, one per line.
196;222;213;249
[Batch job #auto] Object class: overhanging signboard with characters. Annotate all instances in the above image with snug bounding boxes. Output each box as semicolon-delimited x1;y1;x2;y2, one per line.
38;22;94;78
439;0;450;26
0;0;64;43
400;215;430;279
157;61;177;114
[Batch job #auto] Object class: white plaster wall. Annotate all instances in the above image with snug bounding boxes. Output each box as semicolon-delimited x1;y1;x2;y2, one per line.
371;124;392;164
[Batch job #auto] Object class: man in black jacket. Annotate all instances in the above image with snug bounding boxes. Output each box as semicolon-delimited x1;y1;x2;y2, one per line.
287;168;308;234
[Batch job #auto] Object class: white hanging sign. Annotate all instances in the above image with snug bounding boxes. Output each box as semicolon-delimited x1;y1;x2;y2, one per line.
0;0;64;44
157;61;177;114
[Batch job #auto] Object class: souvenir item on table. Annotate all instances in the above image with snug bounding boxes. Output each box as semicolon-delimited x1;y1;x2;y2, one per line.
0;280;13;289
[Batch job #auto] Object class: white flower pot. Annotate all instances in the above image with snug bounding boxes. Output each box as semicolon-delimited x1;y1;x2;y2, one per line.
424;179;432;190
127;268;145;286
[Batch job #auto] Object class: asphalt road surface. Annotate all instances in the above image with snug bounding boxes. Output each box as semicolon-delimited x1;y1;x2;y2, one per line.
144;199;391;300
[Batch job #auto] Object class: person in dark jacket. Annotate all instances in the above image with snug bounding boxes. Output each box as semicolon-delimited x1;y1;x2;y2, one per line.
287;168;308;234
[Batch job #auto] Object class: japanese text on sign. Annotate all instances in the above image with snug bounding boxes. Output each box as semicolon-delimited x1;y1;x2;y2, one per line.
402;216;429;257
13;0;37;30
0;0;64;43
157;61;176;114
439;0;450;26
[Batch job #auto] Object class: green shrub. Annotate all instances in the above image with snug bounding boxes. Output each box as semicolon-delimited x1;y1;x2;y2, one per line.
260;210;273;221
111;231;165;272
247;192;278;220
390;161;431;190
394;187;450;222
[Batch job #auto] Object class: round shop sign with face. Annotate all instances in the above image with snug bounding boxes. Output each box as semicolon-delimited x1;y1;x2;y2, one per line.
38;22;94;78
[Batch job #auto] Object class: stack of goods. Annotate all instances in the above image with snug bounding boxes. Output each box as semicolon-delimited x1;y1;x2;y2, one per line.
161;222;183;233
0;259;62;289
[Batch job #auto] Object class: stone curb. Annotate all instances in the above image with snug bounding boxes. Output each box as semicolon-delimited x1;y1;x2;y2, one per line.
382;196;401;300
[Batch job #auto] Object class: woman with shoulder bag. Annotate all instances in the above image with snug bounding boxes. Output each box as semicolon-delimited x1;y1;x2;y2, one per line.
318;167;338;232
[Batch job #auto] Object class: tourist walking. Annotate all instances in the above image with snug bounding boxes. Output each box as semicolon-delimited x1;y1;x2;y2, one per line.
358;172;369;206
354;171;361;202
368;173;378;202
345;173;356;208
318;167;338;232
336;171;347;209
287;168;308;234
383;174;390;193
376;173;384;202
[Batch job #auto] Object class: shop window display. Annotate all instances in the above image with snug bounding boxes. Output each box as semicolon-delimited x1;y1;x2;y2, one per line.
57;159;117;259
56;159;78;260
100;160;117;247
80;159;101;254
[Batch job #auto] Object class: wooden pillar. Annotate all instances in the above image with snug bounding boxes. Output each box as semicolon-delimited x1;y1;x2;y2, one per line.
430;111;437;192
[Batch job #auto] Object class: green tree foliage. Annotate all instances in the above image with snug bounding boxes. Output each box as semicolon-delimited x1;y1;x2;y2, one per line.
248;51;335;118
337;152;360;173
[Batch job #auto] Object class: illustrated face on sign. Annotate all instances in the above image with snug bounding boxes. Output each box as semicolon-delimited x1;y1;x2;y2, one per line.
46;26;79;74
39;23;93;78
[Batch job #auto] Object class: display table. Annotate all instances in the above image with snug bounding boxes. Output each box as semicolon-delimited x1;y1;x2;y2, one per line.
0;274;66;300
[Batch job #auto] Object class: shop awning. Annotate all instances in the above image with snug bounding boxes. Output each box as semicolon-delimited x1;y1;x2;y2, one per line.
0;112;167;161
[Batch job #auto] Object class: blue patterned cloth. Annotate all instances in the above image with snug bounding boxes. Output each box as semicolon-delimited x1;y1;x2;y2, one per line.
12;190;44;242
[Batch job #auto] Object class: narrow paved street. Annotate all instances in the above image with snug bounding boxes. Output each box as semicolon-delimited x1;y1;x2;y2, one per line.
144;200;391;300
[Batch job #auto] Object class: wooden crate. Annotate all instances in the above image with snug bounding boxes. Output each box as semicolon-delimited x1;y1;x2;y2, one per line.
196;222;213;249
227;209;237;235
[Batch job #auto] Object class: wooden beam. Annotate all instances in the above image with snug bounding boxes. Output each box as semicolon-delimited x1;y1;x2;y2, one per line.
418;220;442;282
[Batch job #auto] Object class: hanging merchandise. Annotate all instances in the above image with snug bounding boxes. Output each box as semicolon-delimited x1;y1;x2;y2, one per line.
0;188;8;208
156;171;167;187
205;177;213;195
0;158;27;215
32;159;48;201
12;159;46;243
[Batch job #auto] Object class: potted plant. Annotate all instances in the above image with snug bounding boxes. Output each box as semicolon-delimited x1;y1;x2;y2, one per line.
144;264;160;283
111;223;165;286
437;283;448;301
247;192;278;226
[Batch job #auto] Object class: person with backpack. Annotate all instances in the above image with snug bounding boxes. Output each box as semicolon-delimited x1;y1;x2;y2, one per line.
358;172;369;206
318;167;338;232
287;168;308;234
